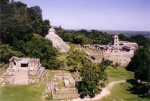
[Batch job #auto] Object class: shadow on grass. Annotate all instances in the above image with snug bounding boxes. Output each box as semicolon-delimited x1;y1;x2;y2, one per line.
126;79;150;99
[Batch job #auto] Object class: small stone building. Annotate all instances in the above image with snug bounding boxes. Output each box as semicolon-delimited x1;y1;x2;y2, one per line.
0;56;45;84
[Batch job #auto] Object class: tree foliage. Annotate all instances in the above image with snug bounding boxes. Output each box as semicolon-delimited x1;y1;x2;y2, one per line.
76;62;107;98
22;34;60;69
67;50;88;71
1;1;50;44
67;50;107;98
0;44;24;63
127;47;150;82
56;28;112;46
0;1;62;70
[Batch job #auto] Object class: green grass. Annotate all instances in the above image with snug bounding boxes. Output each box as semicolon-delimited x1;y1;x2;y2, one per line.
0;83;45;101
49;70;69;80
83;48;103;56
0;42;148;101
67;42;80;50
69;83;75;88
57;52;68;61
42;70;70;82
57;78;64;89
100;82;150;101
106;66;134;82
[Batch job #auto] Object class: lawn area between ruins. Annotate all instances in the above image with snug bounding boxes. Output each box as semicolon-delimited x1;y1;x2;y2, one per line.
0;82;45;101
0;42;149;101
100;82;150;101
0;67;149;101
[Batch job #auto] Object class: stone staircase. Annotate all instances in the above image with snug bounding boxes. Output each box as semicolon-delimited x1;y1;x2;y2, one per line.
45;28;70;52
13;69;28;84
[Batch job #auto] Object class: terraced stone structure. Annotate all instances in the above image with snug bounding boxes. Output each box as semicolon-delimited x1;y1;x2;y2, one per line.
0;56;45;84
45;73;79;99
45;28;70;52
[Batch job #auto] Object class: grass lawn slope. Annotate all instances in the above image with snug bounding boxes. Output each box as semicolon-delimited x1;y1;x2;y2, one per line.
0;83;45;101
101;82;150;101
107;66;134;82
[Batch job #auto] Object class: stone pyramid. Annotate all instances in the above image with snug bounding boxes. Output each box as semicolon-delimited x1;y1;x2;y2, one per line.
45;28;70;52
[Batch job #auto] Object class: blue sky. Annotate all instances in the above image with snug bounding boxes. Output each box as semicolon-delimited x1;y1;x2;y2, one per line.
16;0;150;31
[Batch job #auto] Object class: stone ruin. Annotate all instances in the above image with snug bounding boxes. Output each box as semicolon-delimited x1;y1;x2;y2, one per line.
45;28;70;52
0;56;45;84
83;35;138;67
45;73;79;99
0;57;79;99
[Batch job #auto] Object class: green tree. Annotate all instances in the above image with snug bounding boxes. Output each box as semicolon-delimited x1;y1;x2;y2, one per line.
67;50;87;72
0;44;24;63
23;34;59;69
101;59;113;67
1;1;50;45
76;62;107;98
41;20;50;37
127;47;150;82
131;35;150;47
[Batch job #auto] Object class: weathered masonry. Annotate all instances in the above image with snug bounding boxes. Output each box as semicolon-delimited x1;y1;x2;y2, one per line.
45;28;70;52
83;35;138;67
0;56;45;84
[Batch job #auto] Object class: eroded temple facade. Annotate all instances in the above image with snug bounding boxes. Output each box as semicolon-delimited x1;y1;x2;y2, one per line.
83;35;138;66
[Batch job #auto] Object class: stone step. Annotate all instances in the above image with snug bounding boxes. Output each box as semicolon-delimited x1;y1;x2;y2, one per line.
13;69;28;84
14;76;28;84
45;30;70;52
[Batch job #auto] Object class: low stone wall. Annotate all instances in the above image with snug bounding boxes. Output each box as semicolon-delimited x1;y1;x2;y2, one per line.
7;68;16;75
28;67;45;83
105;52;134;67
28;65;41;75
52;91;79;99
55;87;78;94
0;76;12;82
0;68;18;83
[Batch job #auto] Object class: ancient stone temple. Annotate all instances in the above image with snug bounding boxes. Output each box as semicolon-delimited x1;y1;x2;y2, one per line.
0;56;45;84
45;28;70;52
83;35;138;67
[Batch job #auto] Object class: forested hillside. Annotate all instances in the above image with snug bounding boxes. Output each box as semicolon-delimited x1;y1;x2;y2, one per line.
56;27;150;48
0;1;61;69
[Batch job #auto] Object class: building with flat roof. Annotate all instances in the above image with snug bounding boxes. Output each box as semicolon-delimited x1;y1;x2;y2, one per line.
0;56;45;84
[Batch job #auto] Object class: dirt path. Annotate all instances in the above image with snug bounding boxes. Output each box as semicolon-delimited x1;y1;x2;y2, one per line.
72;80;126;101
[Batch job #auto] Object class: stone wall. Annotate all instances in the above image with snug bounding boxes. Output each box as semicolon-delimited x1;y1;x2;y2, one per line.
55;87;78;94
104;52;134;67
52;91;79;99
1;76;12;82
28;67;45;83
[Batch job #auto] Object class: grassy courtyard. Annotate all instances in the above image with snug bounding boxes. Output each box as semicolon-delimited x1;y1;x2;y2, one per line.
0;67;149;101
106;66;134;82
0;43;149;101
101;82;150;101
0;83;45;101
